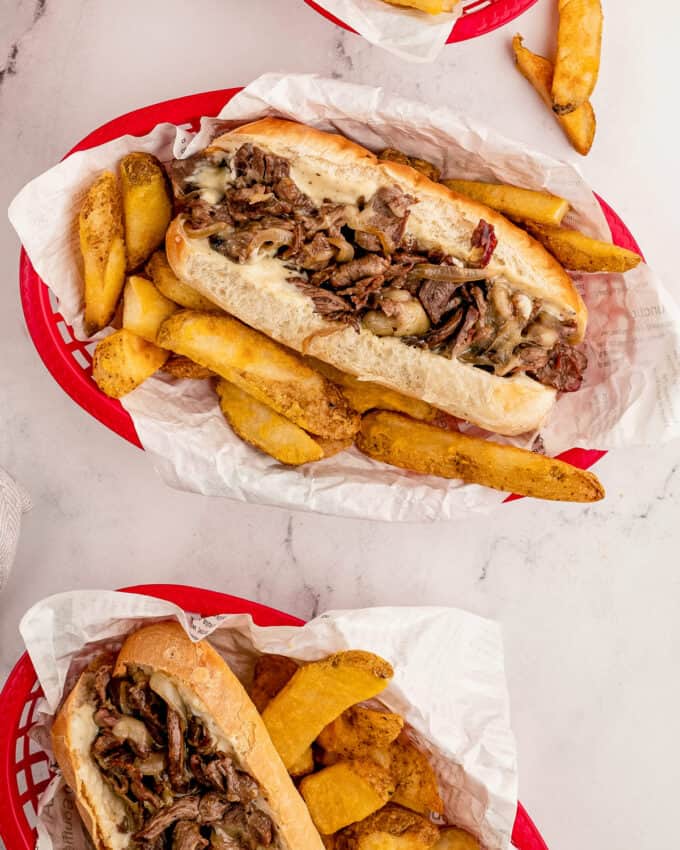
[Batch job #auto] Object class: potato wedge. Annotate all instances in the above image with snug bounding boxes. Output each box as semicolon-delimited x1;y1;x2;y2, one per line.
442;179;569;227
318;706;404;758
262;651;394;770
289;746;315;778
301;760;396;834
522;222;642;273
120;153;172;270
378;148;440;183
309;359;436;422
92;329;168;398
512;35;596;156
162;355;214;380
122;275;177;343
159;311;360;440
552;0;603;115
250;654;300;714
432;829;480;850
79;171;126;335
389;734;443;816
147;250;220;311
336;804;440;850
215;380;325;466
315;436;353;459
357;411;605;503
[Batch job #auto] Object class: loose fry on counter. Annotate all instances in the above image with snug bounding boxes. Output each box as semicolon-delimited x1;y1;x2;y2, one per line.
389;734;443;816
79;171;126;335
442;179;569;227
356;411;605;503
119;153;172;270
335;804;440;850
122;275;177;343
308;359;437;421
158;311;360;440
522;222;642;273
512;35;596;156
432;828;481;850
262;651;394;770
92;328;168;398
162;355;214;380
552;0;603;115
300;760;396;834
215;379;326;466
318;706;405;758
147;250;220;311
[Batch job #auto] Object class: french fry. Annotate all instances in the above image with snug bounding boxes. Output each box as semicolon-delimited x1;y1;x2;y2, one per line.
119;153;172;270
289;747;316;778
512;35;596;156
442;179;569;226
92;329;168;398
308;359;436;422
318;706;404;758
147;250;220;311
215;380;326;466
432;829;480;850
523;222;642;273
261;651;394;770
552;0;603;115
335;804;440;850
158;311;360;440
356;411;605;503
122;275;177;343
300;760;396;834
162;355;214;380
389;734;443;816
79;171;126;335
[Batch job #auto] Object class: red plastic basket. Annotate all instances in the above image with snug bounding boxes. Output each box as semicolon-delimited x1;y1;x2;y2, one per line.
303;0;540;43
18;89;643;495
0;585;549;850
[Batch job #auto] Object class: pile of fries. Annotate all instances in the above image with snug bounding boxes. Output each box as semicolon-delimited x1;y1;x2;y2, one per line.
79;150;617;503
513;0;604;156
250;650;480;850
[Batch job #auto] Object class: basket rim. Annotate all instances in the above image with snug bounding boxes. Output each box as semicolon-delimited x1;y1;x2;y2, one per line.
303;0;541;44
0;584;548;850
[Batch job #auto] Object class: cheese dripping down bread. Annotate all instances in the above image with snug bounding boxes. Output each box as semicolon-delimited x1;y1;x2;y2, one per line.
165;118;587;436
51;621;325;850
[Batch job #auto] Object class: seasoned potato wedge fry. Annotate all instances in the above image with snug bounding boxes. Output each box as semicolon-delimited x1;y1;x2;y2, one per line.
301;760;396;834
162;355;214;380
522;222;642;273
289;747;315;778
381;0;457;14
432;828;480;850
513;35;596;156
215;380;325;466
378;148;440;182
442;179;569;226
318;706;404;758
159;311;360;440
92;329;168;398
336;804;440;850
357;411;604;503
262;651;394;770
79;171;126;335
389;734;443;816
552;0;603;115
120;154;172;270
123;275;177;343
250;654;300;713
308;359;436;421
147;251;220;311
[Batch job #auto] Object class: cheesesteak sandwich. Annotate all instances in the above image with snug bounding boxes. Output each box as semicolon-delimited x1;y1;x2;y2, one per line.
166;118;587;436
51;622;325;850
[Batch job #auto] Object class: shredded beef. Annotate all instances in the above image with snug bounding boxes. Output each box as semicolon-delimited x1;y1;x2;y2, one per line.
173;821;208;850
418;280;463;324
135;797;201;841
528;342;587;392
330;256;390;289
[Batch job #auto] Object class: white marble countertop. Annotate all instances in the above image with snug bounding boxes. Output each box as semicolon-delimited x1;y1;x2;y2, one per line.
1;1;679;848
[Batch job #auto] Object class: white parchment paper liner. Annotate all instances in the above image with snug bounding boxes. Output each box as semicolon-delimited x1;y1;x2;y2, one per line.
20;591;518;850
9;73;680;521
304;0;460;63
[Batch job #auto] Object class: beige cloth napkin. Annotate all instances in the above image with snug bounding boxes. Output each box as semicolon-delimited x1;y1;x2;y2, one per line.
0;467;31;592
